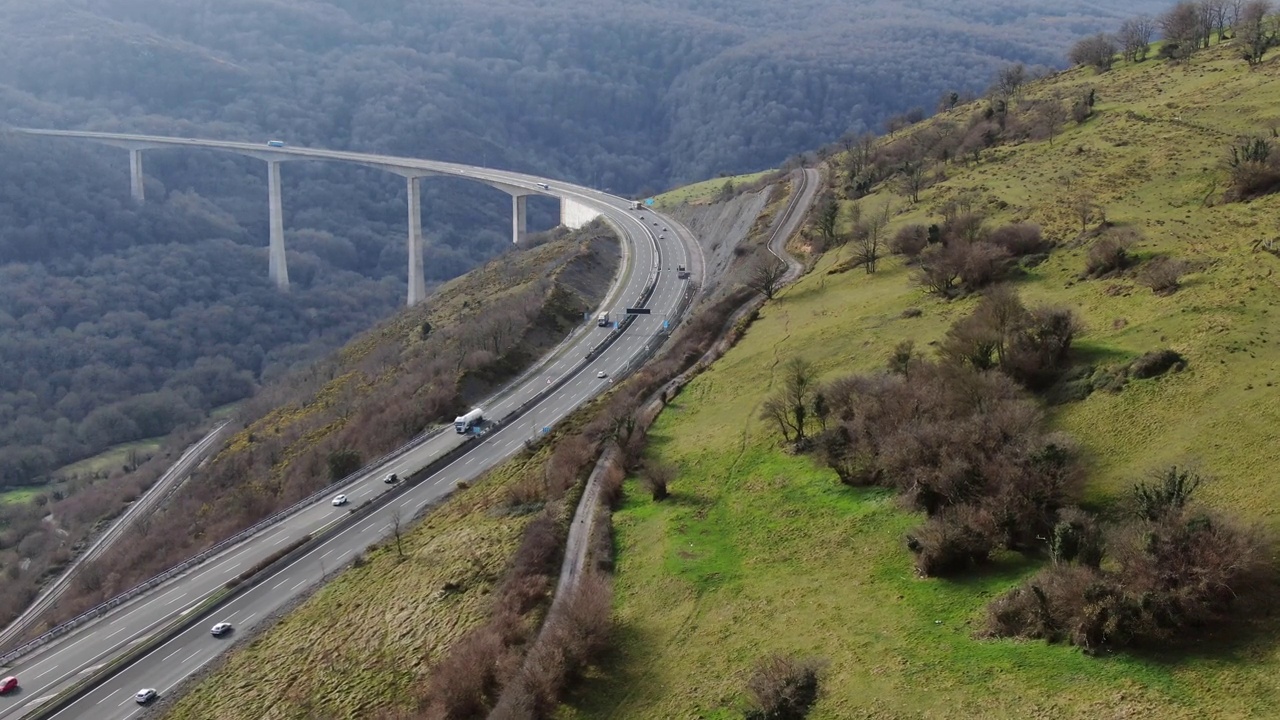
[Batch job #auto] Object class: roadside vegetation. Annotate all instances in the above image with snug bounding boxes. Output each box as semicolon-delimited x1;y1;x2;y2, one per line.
567;10;1280;718
159;175;790;718
0;224;619;641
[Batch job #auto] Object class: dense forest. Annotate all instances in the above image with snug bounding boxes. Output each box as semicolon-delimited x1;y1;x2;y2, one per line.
0;0;1163;485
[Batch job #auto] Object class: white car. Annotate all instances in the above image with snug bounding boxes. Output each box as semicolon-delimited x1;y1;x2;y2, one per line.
596;370;608;379
332;494;348;507
536;182;550;190
136;688;157;704
210;622;233;637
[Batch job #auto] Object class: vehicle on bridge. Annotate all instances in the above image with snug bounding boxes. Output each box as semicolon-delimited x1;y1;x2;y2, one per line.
266;140;285;147
454;408;484;434
630;201;642;210
536;182;550;190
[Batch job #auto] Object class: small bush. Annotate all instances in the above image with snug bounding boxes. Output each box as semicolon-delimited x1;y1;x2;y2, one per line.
1129;349;1186;379
988;223;1051;257
958;242;1012;290
890;224;930;259
906;506;997;577
744;654;823;720
1084;236;1133;277
641;461;676;502
1138;257;1186;294
900;307;923;319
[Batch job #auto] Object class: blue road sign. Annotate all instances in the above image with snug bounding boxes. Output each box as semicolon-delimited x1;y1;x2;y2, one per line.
644;198;655;206
663;319;669;329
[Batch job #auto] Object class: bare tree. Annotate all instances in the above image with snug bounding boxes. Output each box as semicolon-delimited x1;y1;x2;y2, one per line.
813;194;839;246
1160;2;1204;58
843;132;879;198
898;157;929;203
852;200;893;273
390;507;405;560
1235;1;1279;65
746;253;788;300
1118;16;1156;61
991;63;1028;104
761;357;819;447
1067;190;1102;234
1068;33;1119;72
1207;0;1232;38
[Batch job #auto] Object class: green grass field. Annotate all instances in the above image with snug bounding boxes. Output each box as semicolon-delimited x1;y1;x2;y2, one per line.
655;170;774;208
565;42;1280;718
52;438;163;480
0;486;44;506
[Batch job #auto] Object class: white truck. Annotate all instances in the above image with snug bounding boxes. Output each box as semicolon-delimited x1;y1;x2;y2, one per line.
596;312;610;327
454;408;484;434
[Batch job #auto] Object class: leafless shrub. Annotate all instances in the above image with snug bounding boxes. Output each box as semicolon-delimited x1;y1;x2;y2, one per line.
988;223;1051;257
890;224;930;259
907;505;999;577
1138;257;1187;294
1084;234;1134;277
744;653;824;720
641;461;676;502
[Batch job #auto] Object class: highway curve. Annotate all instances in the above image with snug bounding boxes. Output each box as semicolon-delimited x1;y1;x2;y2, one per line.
0;133;695;720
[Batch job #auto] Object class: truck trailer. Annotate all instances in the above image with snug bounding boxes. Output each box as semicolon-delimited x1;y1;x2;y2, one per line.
454;408;484;434
596;312;610;327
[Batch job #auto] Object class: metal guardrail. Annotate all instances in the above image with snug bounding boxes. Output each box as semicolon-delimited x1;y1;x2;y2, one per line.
0;422;448;667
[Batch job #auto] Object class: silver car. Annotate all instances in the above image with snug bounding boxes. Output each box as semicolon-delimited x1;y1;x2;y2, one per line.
136;688;157;704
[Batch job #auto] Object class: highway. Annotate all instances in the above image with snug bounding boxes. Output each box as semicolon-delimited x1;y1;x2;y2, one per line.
0;132;694;720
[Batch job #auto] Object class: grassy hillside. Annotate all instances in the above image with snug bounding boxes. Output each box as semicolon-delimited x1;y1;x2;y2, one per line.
161;446;553;720
567;42;1280;718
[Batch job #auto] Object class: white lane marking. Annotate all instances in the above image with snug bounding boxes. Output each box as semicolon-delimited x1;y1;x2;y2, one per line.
163;646;184;662
103;625;128;640
185;650;201;663
320;548;336;560
271;577;291;591
361;520;378;532
291;579;308;592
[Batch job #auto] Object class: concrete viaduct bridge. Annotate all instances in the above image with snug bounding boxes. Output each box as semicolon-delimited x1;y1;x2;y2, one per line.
6;128;607;306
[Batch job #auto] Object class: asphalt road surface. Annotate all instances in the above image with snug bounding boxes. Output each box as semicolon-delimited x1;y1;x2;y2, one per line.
0;131;692;720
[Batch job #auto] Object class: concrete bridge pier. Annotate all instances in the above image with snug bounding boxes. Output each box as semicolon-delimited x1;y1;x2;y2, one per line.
267;160;289;290
407;175;426;306
512;194;528;245
128;149;145;203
